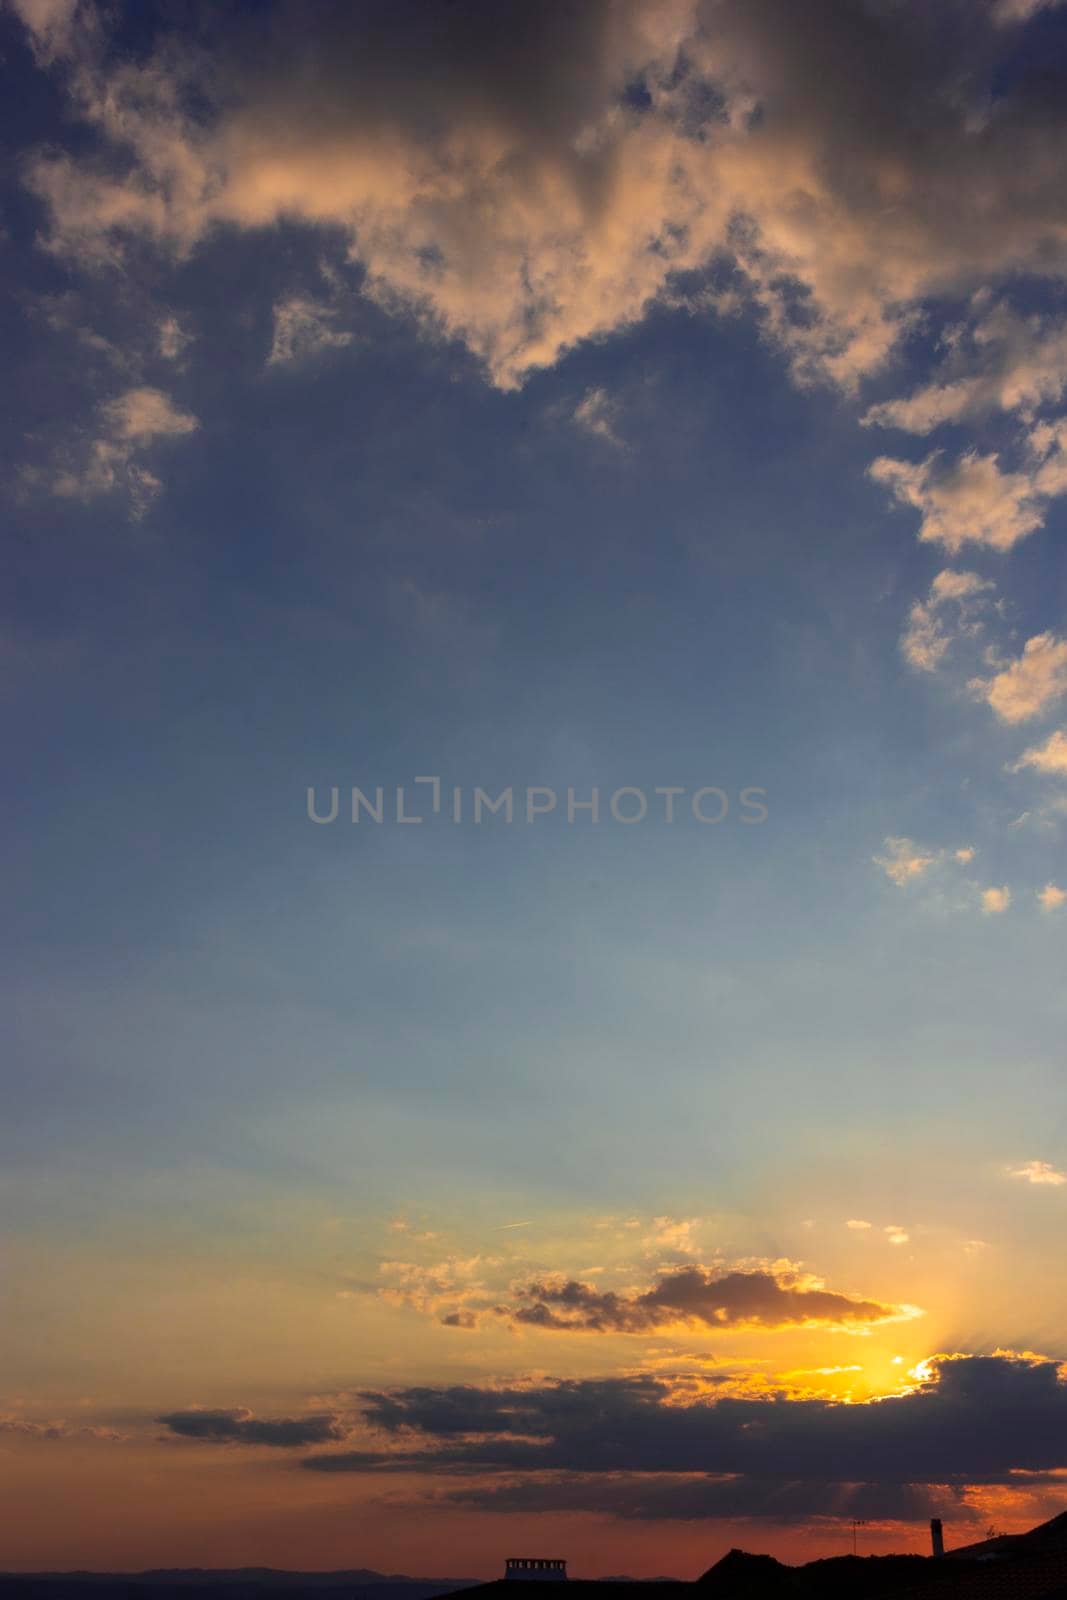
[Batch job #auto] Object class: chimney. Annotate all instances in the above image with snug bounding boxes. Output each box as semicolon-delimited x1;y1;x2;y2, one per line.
931;1520;945;1559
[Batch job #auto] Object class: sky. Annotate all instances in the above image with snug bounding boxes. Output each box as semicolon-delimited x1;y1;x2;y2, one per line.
3;0;1067;1578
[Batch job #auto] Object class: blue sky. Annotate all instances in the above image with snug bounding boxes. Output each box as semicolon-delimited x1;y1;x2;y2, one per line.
2;0;1067;1575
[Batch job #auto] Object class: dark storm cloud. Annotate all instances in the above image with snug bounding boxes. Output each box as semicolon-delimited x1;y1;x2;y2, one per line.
159;1408;346;1447
17;0;1067;389
301;1354;1067;1488
504;1267;906;1332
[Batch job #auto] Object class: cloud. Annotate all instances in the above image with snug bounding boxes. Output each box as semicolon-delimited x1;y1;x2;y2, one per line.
34;385;198;519
302;1353;1067;1502
981;885;1012;914
20;0;1067;393
1008;1160;1067;1185
440;1311;480;1329
267;295;354;366
102;387;197;444
158;314;192;361
9;0;85;64
872;836;979;888
497;1265;915;1334
992;0;1067;21
972;632;1067;723
0;1414;125;1443
644;1216;702;1256
158;1408;346;1447
864;302;1067;433
869;450;1050;554
439;1471;973;1525
1038;882;1067;909
572;387;624;448
375;1254;498;1324
387;1218;439;1241
1013;728;1067;775
848;1220;911;1245
900;570;995;672
873;837;937;886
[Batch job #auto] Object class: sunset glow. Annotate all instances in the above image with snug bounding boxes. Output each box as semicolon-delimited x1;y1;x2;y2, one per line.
4;0;1067;1580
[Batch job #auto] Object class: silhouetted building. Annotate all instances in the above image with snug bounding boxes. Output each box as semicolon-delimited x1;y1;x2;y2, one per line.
504;1559;569;1581
447;1512;1067;1600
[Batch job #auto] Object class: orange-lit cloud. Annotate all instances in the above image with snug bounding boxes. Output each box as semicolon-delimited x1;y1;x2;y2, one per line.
972;632;1067;724
19;0;1067;397
1008;1160;1067;1186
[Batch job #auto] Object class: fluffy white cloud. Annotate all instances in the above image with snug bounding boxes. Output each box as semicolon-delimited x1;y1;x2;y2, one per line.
846;1218;872;1230
1038;883;1067;909
981;885;1012;914
972;633;1067;723
884;1225;909;1245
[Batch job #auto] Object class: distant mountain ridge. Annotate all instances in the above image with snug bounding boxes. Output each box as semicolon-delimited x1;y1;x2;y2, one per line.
0;1576;477;1588
0;1576;481;1600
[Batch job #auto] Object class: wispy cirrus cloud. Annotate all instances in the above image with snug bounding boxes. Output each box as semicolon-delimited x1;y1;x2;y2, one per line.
572;387;625;448
371;1254;500;1326
23;384;199;519
267;295;354;367
642;1216;702;1258
0;1414;126;1443
900;569;995;672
